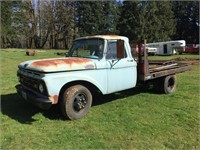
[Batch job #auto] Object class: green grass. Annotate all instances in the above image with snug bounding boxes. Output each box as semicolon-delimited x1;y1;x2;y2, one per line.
0;49;199;149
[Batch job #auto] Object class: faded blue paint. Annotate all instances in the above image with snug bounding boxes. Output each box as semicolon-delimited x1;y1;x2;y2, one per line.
17;35;138;104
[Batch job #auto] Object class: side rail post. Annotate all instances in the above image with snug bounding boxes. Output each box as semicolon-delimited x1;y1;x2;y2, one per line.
137;40;150;81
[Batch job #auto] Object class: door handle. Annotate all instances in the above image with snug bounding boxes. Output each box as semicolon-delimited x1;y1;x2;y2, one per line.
127;60;133;62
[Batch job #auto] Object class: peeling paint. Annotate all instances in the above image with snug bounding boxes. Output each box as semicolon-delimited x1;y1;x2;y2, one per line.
23;57;96;72
84;64;95;69
49;95;58;104
31;58;92;67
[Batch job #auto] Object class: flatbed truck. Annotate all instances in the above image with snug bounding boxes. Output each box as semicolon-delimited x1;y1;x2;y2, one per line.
16;35;191;120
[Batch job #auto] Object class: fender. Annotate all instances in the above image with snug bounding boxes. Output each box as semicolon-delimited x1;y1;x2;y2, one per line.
43;69;108;100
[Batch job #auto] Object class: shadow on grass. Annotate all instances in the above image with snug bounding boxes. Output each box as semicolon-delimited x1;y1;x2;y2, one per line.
1;93;64;124
92;86;145;106
1;86;151;124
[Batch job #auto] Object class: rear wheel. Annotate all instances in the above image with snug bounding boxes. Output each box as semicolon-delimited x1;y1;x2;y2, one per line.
163;75;177;94
154;75;177;94
61;85;92;120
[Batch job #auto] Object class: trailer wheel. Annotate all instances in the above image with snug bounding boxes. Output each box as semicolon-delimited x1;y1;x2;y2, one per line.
163;75;177;94
61;85;92;120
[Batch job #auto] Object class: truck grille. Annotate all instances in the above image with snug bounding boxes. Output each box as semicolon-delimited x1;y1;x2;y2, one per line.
19;74;40;91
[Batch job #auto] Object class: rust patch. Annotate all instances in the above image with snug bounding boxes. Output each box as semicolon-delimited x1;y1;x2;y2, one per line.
49;95;58;104
101;35;125;39
31;58;92;67
84;64;95;69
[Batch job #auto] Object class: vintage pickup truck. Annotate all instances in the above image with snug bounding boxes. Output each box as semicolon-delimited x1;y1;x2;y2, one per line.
16;35;191;120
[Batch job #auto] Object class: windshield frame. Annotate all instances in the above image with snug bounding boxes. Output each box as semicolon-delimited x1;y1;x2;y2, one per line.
68;38;105;60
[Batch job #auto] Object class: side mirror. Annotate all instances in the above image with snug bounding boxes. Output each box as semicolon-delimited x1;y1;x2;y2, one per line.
117;40;125;59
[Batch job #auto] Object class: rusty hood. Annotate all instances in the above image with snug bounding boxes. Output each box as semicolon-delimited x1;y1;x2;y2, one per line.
18;57;96;72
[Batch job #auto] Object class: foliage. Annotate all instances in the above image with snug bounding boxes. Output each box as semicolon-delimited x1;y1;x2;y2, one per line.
1;1;26;48
0;49;199;149
118;1;176;42
21;0;75;49
171;1;199;43
0;1;199;49
76;1;120;36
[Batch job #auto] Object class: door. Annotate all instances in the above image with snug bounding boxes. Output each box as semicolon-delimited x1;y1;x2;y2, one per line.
106;40;137;94
163;44;168;54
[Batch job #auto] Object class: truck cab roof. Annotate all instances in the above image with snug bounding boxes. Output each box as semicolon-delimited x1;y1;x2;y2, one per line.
75;35;129;42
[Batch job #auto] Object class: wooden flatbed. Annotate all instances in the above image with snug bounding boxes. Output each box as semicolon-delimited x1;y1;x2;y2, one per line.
147;60;191;80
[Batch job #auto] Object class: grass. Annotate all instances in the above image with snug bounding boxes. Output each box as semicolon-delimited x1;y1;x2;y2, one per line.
0;49;199;149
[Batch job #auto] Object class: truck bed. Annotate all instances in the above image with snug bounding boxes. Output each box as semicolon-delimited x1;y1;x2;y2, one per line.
136;40;191;82
147;60;191;79
148;60;187;72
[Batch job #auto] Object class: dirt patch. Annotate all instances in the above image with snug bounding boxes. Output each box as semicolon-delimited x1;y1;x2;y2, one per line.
174;57;200;65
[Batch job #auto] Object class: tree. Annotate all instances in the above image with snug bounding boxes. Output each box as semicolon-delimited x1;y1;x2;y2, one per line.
1;0;198;49
76;1;120;37
117;1;141;41
171;1;199;44
1;0;25;48
21;0;75;49
145;1;176;42
118;1;176;43
22;0;52;49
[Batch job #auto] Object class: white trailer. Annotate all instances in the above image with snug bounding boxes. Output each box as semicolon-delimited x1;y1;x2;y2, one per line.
146;40;186;55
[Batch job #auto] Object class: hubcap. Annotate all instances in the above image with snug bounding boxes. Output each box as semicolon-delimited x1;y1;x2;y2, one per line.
73;93;87;112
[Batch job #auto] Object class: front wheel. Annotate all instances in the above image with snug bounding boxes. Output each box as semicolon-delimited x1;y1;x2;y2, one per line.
61;85;92;120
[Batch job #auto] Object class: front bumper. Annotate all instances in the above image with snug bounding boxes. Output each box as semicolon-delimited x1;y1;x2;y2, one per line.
16;84;52;109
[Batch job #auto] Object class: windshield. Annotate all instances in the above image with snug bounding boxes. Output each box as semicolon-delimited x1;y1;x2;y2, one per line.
68;38;104;59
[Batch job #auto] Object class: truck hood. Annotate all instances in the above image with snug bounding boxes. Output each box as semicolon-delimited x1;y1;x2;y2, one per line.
18;57;96;72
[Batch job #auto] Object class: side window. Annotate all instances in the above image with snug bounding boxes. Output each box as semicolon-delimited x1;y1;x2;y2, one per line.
106;40;127;59
106;41;117;59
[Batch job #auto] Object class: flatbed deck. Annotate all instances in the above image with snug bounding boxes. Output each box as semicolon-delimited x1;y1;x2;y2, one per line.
136;40;192;82
147;61;191;80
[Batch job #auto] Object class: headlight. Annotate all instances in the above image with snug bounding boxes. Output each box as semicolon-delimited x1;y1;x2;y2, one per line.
39;84;44;93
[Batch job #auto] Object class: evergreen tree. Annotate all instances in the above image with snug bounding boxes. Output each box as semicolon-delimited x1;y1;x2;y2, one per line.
118;1;176;43
145;1;176;42
171;1;199;44
76;1;119;37
1;1;25;48
101;1;120;34
117;1;140;41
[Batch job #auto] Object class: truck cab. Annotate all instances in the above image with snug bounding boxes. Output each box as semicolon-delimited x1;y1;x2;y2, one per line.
68;35;137;93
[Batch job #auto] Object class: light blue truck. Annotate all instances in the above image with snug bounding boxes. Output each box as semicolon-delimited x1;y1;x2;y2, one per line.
16;35;191;120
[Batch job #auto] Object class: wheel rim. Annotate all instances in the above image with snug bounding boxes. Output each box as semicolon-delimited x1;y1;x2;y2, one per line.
73;93;87;112
168;77;175;89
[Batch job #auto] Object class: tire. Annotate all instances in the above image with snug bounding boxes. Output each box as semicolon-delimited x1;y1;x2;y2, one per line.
61;85;92;120
154;75;177;94
161;75;177;94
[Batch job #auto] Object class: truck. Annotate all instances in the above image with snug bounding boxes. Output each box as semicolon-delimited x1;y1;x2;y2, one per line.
146;47;157;55
16;35;191;120
185;44;199;54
